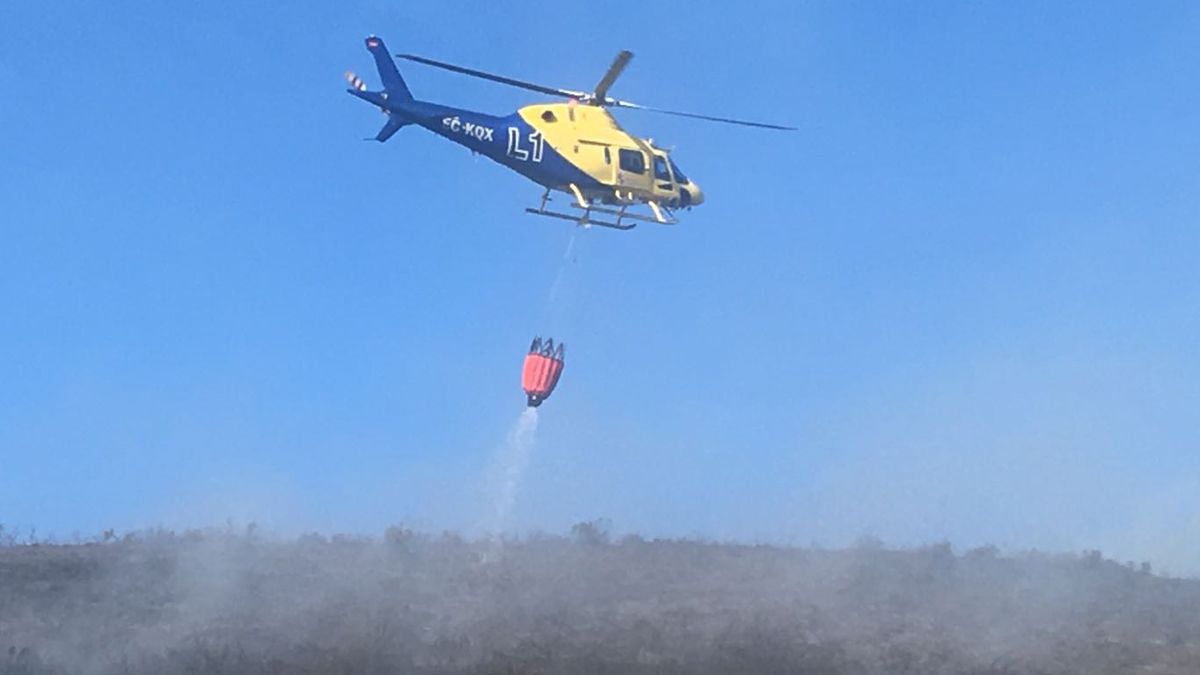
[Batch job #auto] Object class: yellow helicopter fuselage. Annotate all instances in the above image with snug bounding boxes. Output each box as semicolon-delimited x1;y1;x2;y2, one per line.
516;103;703;209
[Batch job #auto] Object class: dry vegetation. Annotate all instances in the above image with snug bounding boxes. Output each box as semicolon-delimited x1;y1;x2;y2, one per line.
1;522;1198;674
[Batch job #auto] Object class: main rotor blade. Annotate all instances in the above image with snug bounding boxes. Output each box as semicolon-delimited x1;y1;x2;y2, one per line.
611;100;797;131
592;50;633;102
395;53;586;99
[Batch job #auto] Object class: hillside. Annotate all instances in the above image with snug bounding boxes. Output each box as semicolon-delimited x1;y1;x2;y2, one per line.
1;526;1198;674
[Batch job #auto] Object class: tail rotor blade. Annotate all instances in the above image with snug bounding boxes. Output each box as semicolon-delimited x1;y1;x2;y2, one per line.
344;71;367;92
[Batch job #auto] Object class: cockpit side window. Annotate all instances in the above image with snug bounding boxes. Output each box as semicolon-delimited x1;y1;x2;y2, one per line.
653;155;671;181
669;158;689;185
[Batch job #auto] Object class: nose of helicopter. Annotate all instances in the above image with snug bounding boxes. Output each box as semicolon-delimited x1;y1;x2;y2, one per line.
684;183;704;206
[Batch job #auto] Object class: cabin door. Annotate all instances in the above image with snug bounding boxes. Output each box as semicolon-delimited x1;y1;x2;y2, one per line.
615;147;652;196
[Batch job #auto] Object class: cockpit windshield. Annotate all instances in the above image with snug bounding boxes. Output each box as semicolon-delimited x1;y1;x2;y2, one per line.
669;158;690;185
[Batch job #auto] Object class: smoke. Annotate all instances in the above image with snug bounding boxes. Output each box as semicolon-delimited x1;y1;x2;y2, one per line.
5;530;1200;675
482;406;539;535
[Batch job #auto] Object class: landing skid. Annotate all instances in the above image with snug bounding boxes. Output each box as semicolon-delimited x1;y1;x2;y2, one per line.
524;187;677;231
524;207;637;230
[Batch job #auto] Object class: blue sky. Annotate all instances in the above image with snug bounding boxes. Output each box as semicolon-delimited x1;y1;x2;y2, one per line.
1;2;1198;569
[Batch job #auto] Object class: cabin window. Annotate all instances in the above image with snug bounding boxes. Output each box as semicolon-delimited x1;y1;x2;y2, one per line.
653;155;672;181
618;148;646;174
541;110;557;123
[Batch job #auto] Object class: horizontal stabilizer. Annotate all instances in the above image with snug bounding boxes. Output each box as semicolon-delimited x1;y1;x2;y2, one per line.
374;115;408;142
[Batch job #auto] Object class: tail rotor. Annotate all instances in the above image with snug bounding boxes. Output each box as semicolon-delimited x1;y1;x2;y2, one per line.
344;71;367;93
344;38;413;143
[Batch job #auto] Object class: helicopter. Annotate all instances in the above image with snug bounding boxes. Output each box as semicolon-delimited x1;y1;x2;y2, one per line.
346;36;794;230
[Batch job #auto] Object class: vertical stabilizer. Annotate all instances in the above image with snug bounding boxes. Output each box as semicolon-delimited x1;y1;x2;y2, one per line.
364;35;413;101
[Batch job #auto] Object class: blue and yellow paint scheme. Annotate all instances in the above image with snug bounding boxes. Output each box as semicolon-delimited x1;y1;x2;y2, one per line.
347;37;702;228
